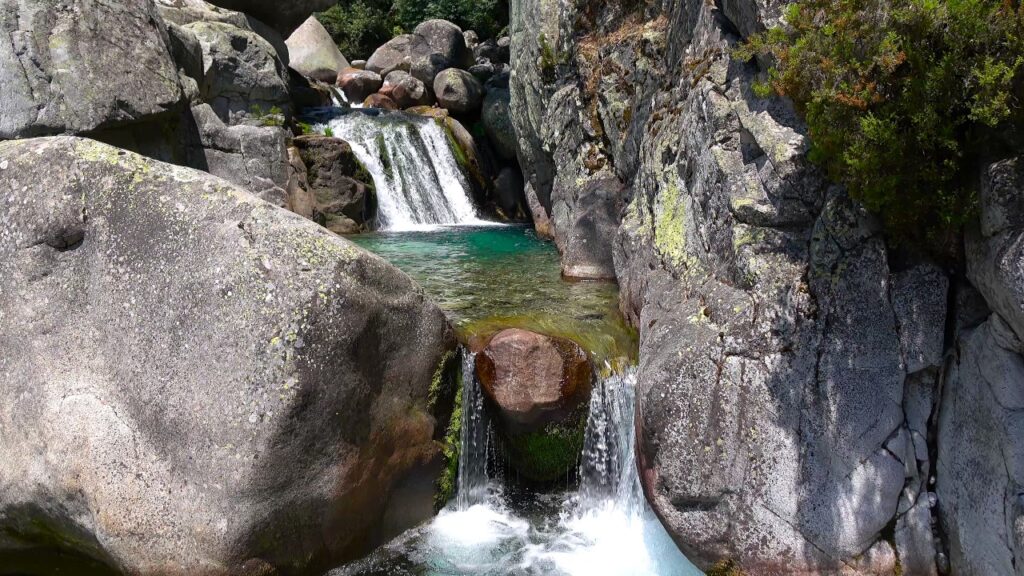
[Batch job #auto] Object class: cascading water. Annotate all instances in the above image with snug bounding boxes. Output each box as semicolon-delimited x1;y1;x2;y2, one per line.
334;362;701;576
318;113;491;231
456;351;490;510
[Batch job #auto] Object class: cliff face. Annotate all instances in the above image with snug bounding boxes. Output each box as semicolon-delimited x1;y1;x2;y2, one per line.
510;0;1024;573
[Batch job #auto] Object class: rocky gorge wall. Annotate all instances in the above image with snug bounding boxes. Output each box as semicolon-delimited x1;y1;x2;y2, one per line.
509;0;1024;573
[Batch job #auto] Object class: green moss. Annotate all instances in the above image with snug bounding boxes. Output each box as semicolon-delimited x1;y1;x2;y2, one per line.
707;559;746;576
435;367;463;510
653;172;687;266
501;410;587;483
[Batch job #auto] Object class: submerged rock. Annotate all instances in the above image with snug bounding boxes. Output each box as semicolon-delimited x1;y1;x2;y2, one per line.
0;136;455;574
286;16;350;83
476;329;593;482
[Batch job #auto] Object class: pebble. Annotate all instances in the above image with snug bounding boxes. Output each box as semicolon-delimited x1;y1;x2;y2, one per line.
0;160;7;170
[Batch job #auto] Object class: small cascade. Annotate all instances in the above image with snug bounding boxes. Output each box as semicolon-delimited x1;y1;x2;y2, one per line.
319;112;489;231
578;368;644;507
456;350;491;510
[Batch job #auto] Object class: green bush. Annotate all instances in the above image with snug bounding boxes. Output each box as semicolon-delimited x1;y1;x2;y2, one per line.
738;0;1024;248
316;0;508;60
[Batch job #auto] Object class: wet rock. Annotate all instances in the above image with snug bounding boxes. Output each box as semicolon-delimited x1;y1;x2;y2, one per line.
337;68;384;105
363;93;399;110
285;16;350;83
293;134;377;232
476;329;593;482
0;0;186;139
381;71;432;109
0;136;455;574
434;68;483;115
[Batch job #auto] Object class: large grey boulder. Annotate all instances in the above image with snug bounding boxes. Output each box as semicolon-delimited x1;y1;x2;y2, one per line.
366;21;471;87
0;0;186;139
366;34;431;77
205;0;337;35
413;19;473;70
0;136;454;574
186;20;291;123
286;16;350;83
433;68;483;114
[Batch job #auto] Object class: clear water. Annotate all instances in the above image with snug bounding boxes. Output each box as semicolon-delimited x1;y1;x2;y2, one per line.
330;370;702;576
316;112;493;231
349;226;637;366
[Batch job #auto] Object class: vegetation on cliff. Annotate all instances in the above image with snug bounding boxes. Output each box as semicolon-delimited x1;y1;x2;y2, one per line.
739;0;1024;249
317;0;508;58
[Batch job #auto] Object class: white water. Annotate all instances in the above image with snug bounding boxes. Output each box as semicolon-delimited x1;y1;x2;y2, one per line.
318;113;492;231
334;364;701;576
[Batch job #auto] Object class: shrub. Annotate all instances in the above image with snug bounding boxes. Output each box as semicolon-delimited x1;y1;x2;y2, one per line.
738;0;1024;249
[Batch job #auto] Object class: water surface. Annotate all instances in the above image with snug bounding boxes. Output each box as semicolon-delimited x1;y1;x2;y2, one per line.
349;226;637;365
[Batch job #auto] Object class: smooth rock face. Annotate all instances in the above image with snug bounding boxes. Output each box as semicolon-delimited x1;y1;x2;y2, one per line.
293;135;377;232
286;16;350;82
938;157;1024;575
205;0;337;35
0;137;454;574
481;86;516;160
0;0;185;138
475;329;593;482
434;68;483;114
337;68;384;105
183;103;290;205
938;319;1024;575
494;166;526;219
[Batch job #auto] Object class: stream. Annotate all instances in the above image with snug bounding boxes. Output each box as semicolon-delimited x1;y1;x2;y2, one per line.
338;225;701;576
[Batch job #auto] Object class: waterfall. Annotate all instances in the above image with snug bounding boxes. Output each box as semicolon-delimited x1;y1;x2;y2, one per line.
578;368;645;509
456;351;491;510
319;112;489;231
